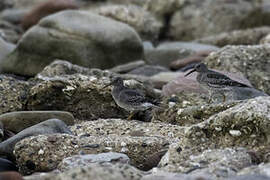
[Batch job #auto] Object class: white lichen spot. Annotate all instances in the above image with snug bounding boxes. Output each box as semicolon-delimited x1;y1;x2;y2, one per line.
169;102;176;108
229;130;241;137
121;147;128;153
38;149;44;155
89;76;97;82
215;127;222;131
63;85;75;92
177;108;184;115
182;100;190;106
168;132;174;138
105;147;113;151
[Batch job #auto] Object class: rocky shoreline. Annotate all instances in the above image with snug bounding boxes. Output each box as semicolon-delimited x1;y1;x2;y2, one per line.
0;0;269;179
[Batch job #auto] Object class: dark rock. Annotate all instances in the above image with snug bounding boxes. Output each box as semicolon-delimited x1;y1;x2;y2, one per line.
0;119;72;160
0;158;17;172
27;74;128;120
0;75;32;115
0;171;23;180
0;111;75;134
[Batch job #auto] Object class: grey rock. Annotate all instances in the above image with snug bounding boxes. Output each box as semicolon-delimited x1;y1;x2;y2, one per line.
128;65;169;77
228;174;270;180
260;34;270;44
141;171;215;180
169;0;267;40
27;74;128;120
157;42;219;52
145;45;192;67
58;152;130;171
14;134;168;174
159;146;252;178
0;20;21;43
238;162;270;177
71;118;185;142
0;10;143;76
0;75;32;115
91;4;163;41
37;60;114;78
0;37;15;63
25;163;143;180
0;9;29;24
0;111;74;134
205;45;270;95
109;60;146;74
196;26;270;47
0;119;72;160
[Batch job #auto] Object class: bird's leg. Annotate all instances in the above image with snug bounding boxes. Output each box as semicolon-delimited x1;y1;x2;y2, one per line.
222;94;226;102
127;111;135;120
208;91;212;103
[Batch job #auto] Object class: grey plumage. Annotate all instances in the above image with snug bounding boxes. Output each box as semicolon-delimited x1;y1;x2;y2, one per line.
104;77;158;119
185;63;250;102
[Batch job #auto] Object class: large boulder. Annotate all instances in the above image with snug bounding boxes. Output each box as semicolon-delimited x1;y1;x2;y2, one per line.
14;134;168;174
169;0;267;40
0;10;143;76
91;4;162;41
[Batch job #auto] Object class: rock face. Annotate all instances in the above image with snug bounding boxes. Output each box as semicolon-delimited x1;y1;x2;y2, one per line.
0;119;72;160
14;134;168;174
27;74;128;120
0;10;143;76
205;45;270;95
169;0;266;40
71;119;185;141
0;75;32;115
159;146;253;178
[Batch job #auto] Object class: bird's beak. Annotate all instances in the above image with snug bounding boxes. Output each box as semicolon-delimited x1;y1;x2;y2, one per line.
184;69;196;77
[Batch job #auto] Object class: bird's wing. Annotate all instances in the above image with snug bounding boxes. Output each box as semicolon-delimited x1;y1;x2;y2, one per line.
118;89;146;103
206;72;250;88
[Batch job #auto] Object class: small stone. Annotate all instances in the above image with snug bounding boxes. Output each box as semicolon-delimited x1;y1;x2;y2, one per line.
229;130;242;137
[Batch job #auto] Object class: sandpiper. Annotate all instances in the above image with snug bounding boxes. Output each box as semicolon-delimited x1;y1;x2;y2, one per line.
185;63;250;102
104;77;159;120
